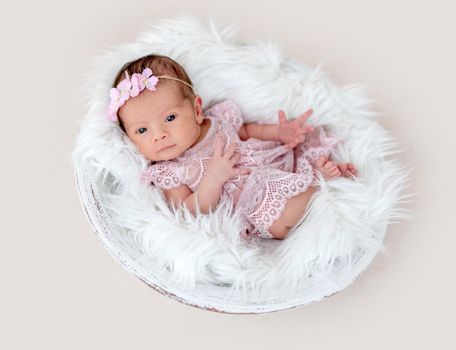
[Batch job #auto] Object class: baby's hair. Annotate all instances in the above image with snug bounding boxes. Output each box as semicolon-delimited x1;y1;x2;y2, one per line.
112;54;195;133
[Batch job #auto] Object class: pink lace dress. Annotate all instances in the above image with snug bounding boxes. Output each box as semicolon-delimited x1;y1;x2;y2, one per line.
140;99;339;239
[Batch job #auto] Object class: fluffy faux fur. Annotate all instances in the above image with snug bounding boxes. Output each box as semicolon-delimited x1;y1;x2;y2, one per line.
72;15;413;307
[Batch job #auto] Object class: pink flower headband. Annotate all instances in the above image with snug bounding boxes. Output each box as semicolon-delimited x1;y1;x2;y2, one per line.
106;67;194;122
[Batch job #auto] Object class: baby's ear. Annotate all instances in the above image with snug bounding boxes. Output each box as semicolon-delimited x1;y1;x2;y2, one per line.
194;96;204;117
193;95;202;105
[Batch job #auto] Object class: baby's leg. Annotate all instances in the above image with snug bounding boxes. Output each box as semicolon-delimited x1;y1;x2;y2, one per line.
268;186;317;239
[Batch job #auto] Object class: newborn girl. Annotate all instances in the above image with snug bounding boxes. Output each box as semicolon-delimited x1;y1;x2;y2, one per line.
107;54;358;240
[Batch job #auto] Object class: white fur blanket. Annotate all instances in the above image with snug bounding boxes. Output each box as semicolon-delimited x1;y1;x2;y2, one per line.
72;15;412;306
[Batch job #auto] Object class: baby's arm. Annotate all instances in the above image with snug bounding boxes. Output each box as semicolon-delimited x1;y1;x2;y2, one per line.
163;178;223;216
163;185;192;208
183;176;224;216
238;123;278;141
239;109;314;150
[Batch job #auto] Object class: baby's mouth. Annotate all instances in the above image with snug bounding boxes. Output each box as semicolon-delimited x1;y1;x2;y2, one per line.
158;144;175;152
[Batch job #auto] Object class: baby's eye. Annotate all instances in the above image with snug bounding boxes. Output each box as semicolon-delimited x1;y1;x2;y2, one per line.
166;114;176;122
135;115;175;135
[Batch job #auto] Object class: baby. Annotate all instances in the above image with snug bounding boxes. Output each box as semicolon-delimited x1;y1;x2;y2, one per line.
107;54;357;240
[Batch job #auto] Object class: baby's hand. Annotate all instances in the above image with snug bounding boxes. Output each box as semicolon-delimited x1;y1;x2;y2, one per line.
205;133;251;186
277;108;315;150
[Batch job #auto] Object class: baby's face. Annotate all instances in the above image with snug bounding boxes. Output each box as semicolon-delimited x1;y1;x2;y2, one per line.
118;82;204;161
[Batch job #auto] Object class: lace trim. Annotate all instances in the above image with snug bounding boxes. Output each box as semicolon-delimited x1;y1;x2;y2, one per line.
248;172;314;230
237;158;315;239
140;162;185;189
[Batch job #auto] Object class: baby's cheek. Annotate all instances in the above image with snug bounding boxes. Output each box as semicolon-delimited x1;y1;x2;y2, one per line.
141;145;157;160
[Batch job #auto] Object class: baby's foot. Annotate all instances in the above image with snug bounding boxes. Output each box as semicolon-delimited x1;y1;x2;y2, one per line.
314;155;341;180
337;162;358;178
314;155;358;180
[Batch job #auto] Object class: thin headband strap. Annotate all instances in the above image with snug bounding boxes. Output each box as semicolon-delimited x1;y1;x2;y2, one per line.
124;71;193;90
156;75;194;90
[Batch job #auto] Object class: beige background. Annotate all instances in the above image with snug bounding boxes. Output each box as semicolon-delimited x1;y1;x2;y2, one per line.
1;0;454;349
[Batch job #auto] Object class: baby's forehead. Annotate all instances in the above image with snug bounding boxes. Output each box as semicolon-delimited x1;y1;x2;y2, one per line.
137;95;186;118
141;84;184;105
146;95;186;114
120;96;182;124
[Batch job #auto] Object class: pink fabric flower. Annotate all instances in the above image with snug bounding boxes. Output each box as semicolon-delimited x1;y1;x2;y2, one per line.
137;68;159;91
117;77;132;103
129;74;141;97
105;68;160;122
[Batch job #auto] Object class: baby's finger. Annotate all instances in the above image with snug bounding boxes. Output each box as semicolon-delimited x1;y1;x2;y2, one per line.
300;124;314;134
223;142;237;158
230;151;241;163
237;168;251;176
308;125;315;132
299;109;313;123
278;110;287;123
212;134;223;157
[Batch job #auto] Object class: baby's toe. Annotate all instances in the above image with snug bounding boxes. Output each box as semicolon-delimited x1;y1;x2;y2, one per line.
345;169;357;178
347;163;357;171
315;155;328;167
330;168;341;176
347;166;357;175
338;163;347;172
324;161;334;169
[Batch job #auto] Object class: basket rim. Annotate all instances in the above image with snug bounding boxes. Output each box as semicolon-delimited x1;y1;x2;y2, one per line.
73;160;386;314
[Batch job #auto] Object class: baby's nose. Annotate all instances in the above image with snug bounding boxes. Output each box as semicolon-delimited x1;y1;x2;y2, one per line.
153;133;168;142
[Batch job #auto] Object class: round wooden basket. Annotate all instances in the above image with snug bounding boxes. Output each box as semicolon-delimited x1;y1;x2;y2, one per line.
74;161;386;314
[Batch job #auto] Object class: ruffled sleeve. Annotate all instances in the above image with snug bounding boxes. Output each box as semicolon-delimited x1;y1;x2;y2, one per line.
205;99;244;132
140;161;186;190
